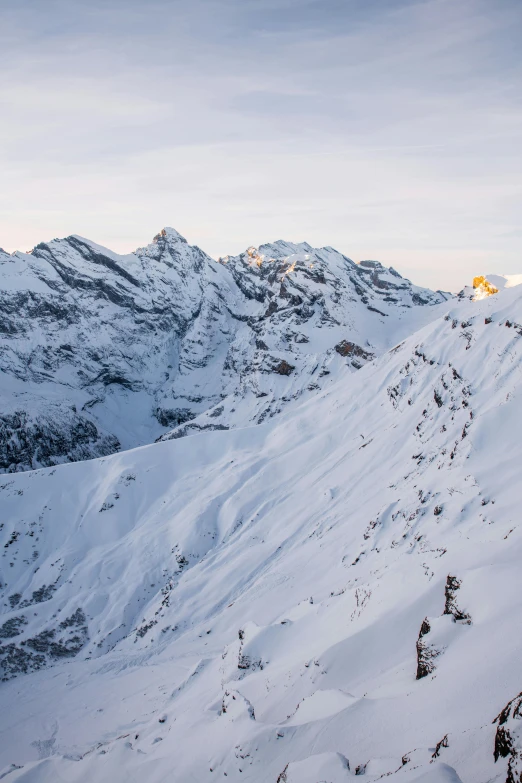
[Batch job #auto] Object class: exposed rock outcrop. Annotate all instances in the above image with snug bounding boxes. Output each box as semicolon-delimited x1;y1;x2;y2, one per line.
0;231;450;472
416;617;439;679
472;276;499;300
494;692;522;782
444;575;472;623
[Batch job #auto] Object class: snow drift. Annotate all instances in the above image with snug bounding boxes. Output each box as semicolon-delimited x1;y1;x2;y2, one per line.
0;276;521;782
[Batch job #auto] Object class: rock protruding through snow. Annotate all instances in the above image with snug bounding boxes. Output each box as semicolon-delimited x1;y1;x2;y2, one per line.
0;232;449;472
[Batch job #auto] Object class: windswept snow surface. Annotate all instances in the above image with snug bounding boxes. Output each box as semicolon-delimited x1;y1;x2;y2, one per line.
485;273;522;291
0;284;521;782
0;229;449;472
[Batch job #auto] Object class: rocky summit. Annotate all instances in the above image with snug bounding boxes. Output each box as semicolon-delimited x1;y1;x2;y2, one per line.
0;228;449;472
0;258;521;782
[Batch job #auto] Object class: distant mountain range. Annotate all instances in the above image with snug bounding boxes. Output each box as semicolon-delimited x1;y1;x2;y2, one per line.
0;228;450;472
1;254;521;783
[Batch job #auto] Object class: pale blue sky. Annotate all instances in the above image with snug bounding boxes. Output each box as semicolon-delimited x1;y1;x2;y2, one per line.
1;0;521;290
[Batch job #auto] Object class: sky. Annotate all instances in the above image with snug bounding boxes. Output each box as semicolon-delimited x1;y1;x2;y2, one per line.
1;0;521;291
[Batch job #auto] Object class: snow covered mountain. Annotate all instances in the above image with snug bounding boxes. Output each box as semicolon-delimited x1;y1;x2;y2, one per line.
0;229;449;472
1;276;521;783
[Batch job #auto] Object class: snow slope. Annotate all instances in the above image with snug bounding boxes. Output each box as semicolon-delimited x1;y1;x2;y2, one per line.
485;273;522;291
0;229;449;472
0;281;521;782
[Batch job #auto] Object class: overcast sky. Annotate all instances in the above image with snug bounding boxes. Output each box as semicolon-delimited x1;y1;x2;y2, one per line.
1;0;521;290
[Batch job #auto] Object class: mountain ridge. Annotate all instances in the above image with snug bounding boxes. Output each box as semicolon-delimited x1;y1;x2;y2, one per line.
0;227;450;472
0;278;521;782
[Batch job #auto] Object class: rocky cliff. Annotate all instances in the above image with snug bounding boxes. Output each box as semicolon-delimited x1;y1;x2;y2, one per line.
0;228;450;471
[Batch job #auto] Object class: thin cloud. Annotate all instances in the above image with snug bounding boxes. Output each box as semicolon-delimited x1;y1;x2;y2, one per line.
0;0;521;290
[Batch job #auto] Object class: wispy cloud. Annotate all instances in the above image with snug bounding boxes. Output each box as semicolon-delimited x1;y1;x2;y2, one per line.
1;0;521;289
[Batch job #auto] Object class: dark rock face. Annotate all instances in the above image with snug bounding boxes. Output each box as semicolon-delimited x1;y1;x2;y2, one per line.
274;360;295;376
0;231;450;472
494;692;522;782
444;575;472;623
416;617;438;679
276;764;288;783
432;734;449;759
0;615;28;639
0;230;233;471
153;408;195;428
334;341;374;361
0;410;120;472
0;607;88;680
416;575;472;681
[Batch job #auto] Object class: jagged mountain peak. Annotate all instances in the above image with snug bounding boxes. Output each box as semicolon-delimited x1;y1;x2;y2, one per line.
154;226;188;244
257;239;314;257
13;228;190;263
220;242;440;305
219;239;315;266
0;227;454;473
458;273;522;302
218;239;448;311
225;239;353;266
30;233;119;258
134;226;209;273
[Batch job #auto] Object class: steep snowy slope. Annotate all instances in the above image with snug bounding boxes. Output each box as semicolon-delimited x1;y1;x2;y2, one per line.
0;230;449;472
0;283;521;782
160;242;450;441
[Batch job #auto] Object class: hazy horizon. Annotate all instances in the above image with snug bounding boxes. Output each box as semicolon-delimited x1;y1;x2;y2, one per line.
2;0;521;291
